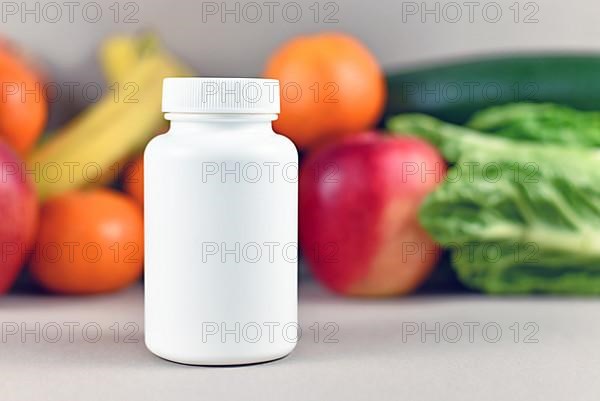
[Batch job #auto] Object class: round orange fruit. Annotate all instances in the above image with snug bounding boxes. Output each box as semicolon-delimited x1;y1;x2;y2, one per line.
0;45;47;156
30;188;144;294
263;32;386;148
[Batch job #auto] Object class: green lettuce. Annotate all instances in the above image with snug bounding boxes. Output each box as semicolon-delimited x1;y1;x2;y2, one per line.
387;113;600;294
467;102;600;147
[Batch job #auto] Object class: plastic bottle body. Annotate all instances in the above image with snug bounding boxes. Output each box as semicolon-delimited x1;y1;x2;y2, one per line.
144;113;298;365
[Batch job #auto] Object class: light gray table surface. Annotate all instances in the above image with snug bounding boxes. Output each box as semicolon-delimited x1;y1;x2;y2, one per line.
1;283;598;401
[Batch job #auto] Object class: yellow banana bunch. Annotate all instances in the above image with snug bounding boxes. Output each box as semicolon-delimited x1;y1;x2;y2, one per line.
28;34;191;201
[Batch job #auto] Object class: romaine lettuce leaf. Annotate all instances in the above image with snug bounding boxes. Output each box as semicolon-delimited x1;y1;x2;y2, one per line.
387;113;600;294
468;103;600;147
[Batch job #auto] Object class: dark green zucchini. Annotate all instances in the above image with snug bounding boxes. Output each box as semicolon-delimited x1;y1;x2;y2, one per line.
384;54;600;124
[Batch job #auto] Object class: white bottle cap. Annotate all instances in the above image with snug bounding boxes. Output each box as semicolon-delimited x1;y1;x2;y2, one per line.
162;77;280;114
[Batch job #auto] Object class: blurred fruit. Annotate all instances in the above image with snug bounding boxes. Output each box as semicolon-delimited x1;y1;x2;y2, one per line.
264;33;386;148
123;155;144;205
0;142;38;293
300;132;445;296
27;34;190;201
100;35;141;84
100;33;160;83
0;44;47;155
30;188;144;294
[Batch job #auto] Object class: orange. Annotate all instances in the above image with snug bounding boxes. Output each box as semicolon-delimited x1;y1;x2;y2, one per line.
30;188;144;294
122;155;144;205
0;46;47;156
263;32;386;148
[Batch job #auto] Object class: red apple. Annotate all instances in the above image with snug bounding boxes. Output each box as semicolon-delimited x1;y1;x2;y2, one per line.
300;132;445;296
0;141;38;293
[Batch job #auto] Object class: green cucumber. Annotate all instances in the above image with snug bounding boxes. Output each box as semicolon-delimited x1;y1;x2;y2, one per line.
384;54;600;124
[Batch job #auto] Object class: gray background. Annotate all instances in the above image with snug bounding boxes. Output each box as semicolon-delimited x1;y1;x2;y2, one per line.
4;283;600;401
3;0;600;115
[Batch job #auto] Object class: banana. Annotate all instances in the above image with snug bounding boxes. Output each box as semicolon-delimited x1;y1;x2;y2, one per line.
28;36;191;200
99;34;160;84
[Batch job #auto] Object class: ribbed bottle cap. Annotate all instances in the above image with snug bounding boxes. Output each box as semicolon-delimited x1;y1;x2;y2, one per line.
162;77;280;114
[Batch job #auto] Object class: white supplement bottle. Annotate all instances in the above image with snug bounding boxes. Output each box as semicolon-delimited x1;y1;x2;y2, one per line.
144;78;298;365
